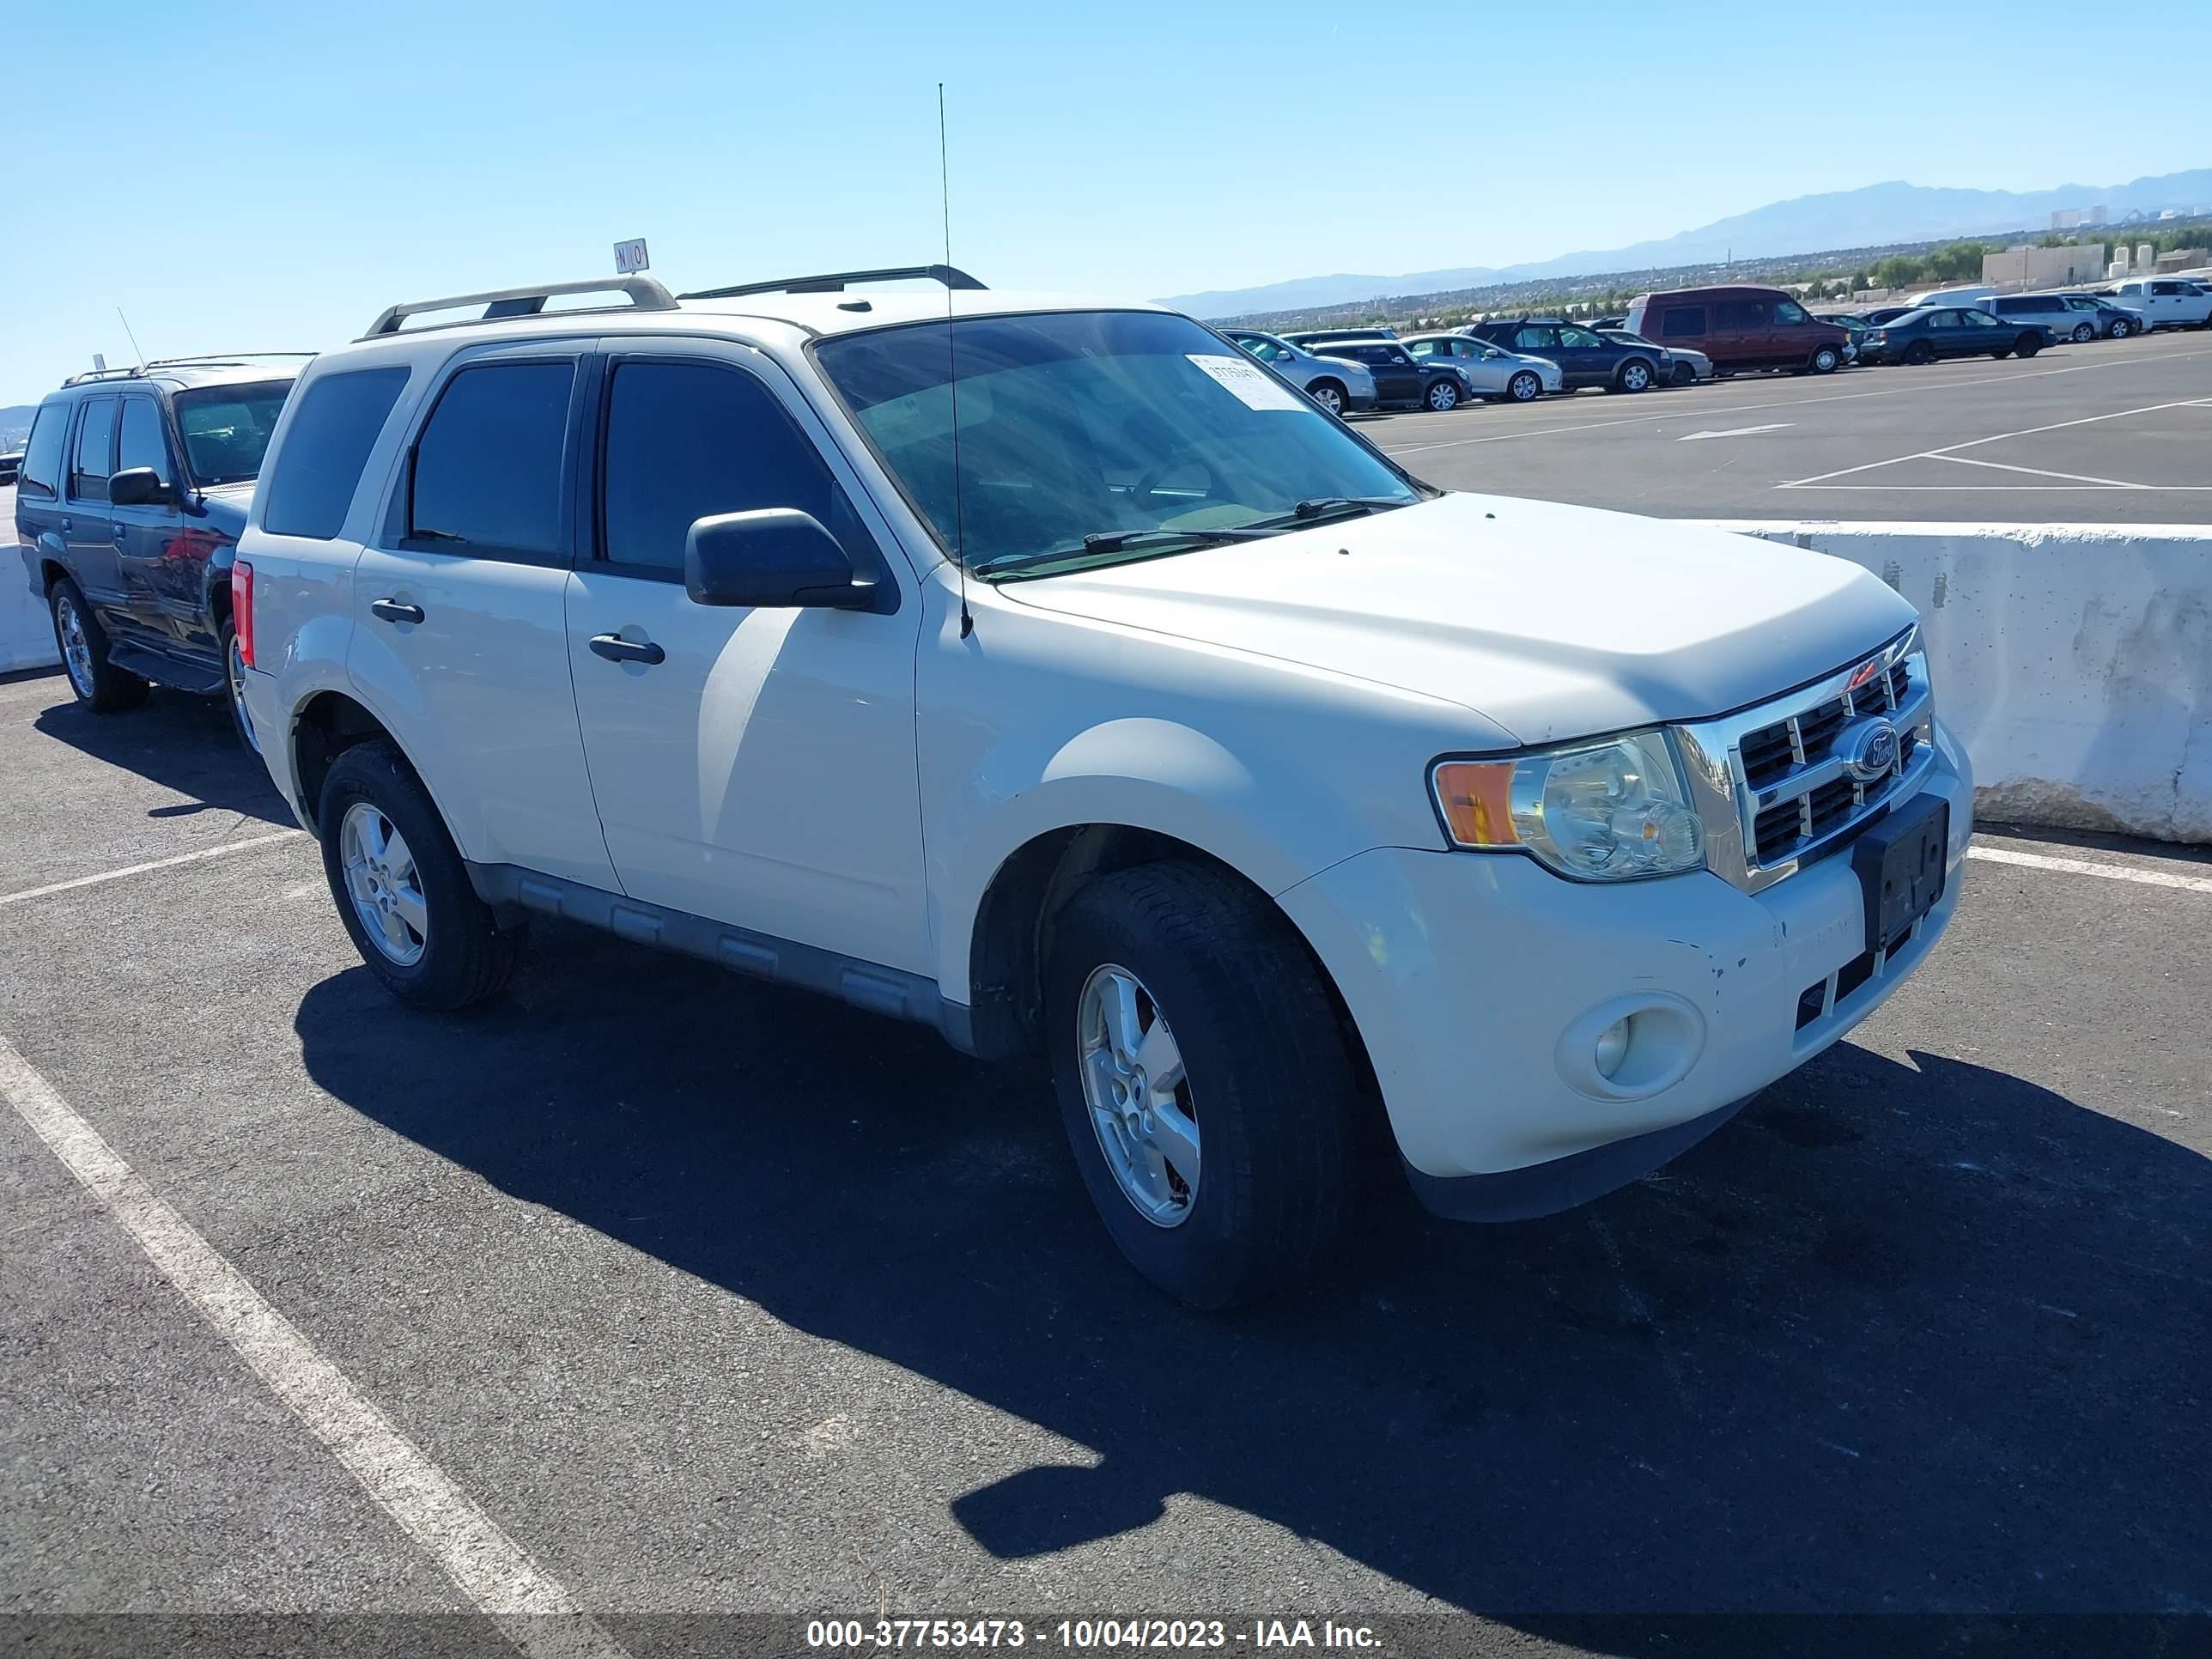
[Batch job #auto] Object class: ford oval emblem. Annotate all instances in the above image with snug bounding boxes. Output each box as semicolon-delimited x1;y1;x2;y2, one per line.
1843;719;1900;782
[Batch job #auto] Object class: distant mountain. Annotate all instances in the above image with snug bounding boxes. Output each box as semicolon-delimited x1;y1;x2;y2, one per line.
0;404;37;446
1160;168;2212;318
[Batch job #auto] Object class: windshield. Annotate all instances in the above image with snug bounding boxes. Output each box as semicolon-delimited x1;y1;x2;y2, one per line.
815;311;1422;580
173;380;294;485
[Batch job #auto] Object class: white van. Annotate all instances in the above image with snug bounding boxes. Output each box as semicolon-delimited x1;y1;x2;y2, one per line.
1905;285;1997;310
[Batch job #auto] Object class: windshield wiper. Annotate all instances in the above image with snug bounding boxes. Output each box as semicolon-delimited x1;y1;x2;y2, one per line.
1075;525;1279;555
1285;495;1413;522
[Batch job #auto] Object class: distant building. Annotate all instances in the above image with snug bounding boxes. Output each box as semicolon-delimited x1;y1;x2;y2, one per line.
1983;242;2106;289
2051;209;2082;230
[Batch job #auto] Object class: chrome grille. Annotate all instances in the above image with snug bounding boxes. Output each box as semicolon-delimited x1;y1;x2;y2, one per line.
1673;630;1937;895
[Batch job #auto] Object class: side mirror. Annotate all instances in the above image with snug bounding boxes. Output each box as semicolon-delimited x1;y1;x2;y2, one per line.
109;467;174;507
684;507;878;611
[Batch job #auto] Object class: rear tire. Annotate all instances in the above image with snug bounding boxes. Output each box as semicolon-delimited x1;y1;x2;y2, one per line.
49;577;149;714
1043;860;1361;1310
221;621;259;755
318;739;517;1012
1903;341;1936;366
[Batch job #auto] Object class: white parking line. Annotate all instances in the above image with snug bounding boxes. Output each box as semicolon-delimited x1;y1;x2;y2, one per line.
1967;844;2212;894
1778;395;2212;489
1376;346;2212;459
0;830;306;908
0;1037;631;1659
1929;454;2149;488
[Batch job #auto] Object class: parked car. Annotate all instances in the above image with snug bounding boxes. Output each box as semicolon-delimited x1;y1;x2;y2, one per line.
1905;285;1997;311
1621;286;1850;376
1281;326;1397;347
1402;333;1565;402
12;356;307;749
2049;293;2141;338
2096;277;2212;331
1984;293;2104;344
1219;329;1377;416
1856;307;2055;365
0;450;21;486
229;267;1970;1308
1596;328;1714;385
1463;318;1663;392
1305;337;1475;410
1589;314;1627;330
1860;306;1917;327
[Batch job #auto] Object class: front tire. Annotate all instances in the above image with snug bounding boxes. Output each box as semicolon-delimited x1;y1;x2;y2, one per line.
2014;335;2041;358
1671;362;1696;386
1506;370;1542;402
2071;322;2095;343
318;740;517;1011
1613;360;1654;393
1425;378;1461;412
2108;318;2134;339
1809;345;1840;374
1307;379;1346;416
1043;861;1361;1310
49;577;149;713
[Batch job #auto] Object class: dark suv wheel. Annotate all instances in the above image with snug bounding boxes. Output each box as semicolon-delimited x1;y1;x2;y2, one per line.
48;576;149;714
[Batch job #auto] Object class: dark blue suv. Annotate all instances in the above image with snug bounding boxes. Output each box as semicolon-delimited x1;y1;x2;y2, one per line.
13;357;303;750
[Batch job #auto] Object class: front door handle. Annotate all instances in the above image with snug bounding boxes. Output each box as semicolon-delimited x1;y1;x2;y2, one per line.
589;633;665;666
112;524;128;543
370;599;425;625
59;517;73;533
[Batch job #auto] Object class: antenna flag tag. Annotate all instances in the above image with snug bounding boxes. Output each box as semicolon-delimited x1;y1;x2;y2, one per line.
614;239;651;275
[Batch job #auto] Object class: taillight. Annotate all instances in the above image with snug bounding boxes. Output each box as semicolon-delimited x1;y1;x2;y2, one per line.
234;561;255;668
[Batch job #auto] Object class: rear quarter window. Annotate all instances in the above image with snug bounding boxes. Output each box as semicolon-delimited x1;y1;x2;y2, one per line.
261;368;412;540
17;402;70;500
1659;307;1705;337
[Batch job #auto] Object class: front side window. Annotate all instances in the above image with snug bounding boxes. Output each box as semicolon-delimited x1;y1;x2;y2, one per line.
117;398;173;484
1772;300;1810;325
173;381;293;486
17;403;70;501
262;368;410;540
815;309;1421;581
409;362;575;556
70;399;118;501
599;359;859;573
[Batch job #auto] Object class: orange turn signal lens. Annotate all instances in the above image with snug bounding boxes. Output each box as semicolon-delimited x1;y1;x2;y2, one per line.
1432;761;1517;847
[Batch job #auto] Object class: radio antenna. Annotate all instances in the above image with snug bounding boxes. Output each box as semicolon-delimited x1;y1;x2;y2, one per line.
116;307;148;369
939;82;973;641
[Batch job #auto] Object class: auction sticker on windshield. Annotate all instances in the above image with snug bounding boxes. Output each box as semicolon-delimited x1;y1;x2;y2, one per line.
1186;354;1310;411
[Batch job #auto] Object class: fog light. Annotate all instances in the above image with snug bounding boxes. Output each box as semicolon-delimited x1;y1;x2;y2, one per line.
1595;1018;1631;1079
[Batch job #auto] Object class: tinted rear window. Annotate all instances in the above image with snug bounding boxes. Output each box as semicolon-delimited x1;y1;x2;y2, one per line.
261;368;410;540
17;402;70;500
1659;307;1705;337
409;362;574;556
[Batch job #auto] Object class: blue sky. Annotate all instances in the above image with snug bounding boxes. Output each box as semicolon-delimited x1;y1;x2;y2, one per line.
3;0;2207;405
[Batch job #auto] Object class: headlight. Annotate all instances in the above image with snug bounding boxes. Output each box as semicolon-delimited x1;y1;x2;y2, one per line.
1431;730;1705;882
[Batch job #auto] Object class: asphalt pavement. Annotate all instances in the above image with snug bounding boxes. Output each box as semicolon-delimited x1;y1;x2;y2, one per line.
3;668;2209;1656
1363;327;2212;523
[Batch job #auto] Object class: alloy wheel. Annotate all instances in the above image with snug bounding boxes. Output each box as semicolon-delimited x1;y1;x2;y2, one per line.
55;594;94;699
1076;963;1200;1227
339;802;428;967
1310;383;1344;415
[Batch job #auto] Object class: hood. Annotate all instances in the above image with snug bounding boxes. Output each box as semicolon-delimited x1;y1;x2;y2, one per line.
196;481;254;540
997;492;1917;745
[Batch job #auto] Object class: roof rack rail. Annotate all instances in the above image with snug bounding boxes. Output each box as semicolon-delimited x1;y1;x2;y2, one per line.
144;351;319;368
679;264;986;301
61;366;152;386
361;275;678;339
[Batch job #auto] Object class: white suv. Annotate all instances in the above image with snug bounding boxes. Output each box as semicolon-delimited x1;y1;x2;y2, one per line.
236;267;1972;1307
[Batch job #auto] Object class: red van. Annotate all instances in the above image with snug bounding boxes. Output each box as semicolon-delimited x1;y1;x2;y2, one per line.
1623;285;1850;375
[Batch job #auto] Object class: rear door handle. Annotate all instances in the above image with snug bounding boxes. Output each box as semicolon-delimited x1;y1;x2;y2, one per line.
588;633;665;666
112;525;128;543
370;599;425;625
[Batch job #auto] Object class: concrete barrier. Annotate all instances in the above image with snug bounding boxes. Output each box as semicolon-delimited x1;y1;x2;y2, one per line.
1706;523;2212;843
1;489;62;674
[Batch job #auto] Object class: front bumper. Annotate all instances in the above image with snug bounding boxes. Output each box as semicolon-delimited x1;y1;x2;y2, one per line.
1276;726;1972;1213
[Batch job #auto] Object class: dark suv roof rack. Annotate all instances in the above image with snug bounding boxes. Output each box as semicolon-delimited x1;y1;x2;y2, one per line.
61;352;320;387
362;275;678;338
680;264;986;301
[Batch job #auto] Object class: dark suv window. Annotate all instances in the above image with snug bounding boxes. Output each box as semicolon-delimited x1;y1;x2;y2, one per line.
263;368;411;540
117;398;172;484
1660;307;1706;337
410;362;575;557
17;403;70;501
70;398;118;501
600;359;857;574
1512;325;1559;351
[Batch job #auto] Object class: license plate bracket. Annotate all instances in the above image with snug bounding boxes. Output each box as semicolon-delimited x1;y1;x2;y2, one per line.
1850;795;1949;954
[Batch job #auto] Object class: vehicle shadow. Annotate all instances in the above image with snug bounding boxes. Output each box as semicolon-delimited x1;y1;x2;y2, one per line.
295;925;2209;1619
30;687;292;826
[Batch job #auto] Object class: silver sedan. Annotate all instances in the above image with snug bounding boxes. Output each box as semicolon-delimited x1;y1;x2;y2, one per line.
1218;329;1378;416
1402;333;1564;402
